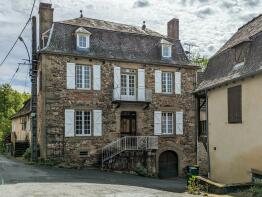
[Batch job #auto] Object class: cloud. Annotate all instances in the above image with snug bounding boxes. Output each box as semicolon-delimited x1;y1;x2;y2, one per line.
195;7;214;18
243;0;260;7
133;0;150;8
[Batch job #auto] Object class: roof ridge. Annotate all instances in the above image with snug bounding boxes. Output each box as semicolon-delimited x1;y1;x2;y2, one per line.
58;17;166;38
238;14;262;30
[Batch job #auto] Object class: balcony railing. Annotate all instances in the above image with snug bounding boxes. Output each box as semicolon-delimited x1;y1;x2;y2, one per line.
113;87;152;102
102;136;158;168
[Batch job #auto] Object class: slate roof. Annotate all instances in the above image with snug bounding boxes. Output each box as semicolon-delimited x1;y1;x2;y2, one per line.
10;99;31;119
195;14;262;93
41;17;193;67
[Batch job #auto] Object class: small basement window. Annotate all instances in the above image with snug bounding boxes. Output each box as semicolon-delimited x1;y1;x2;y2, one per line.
79;150;88;157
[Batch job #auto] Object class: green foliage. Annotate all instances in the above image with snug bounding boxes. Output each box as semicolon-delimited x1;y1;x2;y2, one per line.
249;184;262;196
0;84;30;147
23;147;32;161
187;176;206;195
191;53;209;71
134;164;148;177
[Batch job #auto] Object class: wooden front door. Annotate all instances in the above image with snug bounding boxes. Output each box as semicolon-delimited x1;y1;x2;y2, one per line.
159;151;178;178
120;111;136;136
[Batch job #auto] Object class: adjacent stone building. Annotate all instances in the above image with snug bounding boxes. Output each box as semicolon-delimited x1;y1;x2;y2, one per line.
36;3;197;177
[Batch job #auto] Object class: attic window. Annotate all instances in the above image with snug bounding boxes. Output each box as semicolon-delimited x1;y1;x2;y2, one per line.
161;39;172;58
233;61;244;71
75;27;91;50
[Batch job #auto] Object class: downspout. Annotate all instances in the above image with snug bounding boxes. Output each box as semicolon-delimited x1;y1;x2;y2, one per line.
205;90;210;178
195;95;199;165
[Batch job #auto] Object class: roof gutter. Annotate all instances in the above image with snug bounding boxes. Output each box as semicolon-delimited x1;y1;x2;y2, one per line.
39;50;199;69
193;68;262;94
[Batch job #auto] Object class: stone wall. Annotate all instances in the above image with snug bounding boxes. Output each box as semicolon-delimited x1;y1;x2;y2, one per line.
37;53;197;176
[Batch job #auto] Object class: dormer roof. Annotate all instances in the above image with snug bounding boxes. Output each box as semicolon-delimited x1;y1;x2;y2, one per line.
75;27;91;35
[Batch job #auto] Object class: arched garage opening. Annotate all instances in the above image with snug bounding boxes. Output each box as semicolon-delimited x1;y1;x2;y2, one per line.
159;150;179;178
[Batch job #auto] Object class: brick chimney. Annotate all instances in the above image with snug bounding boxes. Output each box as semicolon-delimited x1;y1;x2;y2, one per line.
39;3;53;48
167;18;179;40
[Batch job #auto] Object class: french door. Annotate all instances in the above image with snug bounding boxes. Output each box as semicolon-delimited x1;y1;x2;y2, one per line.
121;73;136;101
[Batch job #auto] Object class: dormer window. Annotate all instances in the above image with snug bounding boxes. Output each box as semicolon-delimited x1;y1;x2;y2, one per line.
160;39;172;58
75;27;91;51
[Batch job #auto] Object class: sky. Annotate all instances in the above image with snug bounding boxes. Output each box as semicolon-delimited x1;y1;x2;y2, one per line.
0;0;261;93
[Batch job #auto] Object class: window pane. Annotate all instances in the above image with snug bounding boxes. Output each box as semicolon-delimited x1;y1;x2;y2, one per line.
129;75;135;96
121;74;127;95
79;36;86;48
162;73;167;93
76;111;82;135
76;65;82;88
83;66;90;89
83;111;91;135
162;113;167;134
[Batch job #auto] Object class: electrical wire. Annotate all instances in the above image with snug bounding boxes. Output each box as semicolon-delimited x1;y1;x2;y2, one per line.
0;0;36;67
9;64;20;85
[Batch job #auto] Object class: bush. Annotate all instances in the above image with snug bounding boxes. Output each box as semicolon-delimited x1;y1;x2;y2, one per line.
187;176;206;195
134;164;148;177
249;184;262;197
23;147;32;161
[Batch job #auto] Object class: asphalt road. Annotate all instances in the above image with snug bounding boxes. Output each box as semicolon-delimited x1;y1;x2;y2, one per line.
0;155;195;197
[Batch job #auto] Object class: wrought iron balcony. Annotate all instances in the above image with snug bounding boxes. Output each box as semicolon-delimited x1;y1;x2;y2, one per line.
112;87;152;103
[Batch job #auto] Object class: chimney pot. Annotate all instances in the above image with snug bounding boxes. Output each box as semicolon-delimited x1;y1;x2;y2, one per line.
167;18;179;40
39;3;54;49
142;21;146;30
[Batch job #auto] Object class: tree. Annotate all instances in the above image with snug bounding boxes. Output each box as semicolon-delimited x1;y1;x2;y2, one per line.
0;84;30;149
191;53;209;71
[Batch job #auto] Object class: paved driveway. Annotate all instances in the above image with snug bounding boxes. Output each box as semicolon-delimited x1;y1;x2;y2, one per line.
0;155;195;197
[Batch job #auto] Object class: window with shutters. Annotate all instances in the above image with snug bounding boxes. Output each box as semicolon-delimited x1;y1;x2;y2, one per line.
228;85;242;123
75;111;91;136
76;65;91;89
162;72;173;93
121;69;136;100
162;112;173;134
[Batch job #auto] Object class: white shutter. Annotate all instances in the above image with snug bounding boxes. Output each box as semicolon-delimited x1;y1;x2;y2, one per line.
176;111;183;135
93;110;102;136
65;109;75;137
93;65;101;90
155;70;162;93
175;72;181;94
138;69;145;101
154;111;162;135
67;63;75;89
113;66;121;100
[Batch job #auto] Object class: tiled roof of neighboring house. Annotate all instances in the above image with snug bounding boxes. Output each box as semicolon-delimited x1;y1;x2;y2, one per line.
41;17;194;67
195;14;262;92
10;99;31;120
216;14;262;55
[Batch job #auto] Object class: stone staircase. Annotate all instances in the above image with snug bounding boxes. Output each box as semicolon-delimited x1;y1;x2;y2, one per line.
102;136;158;169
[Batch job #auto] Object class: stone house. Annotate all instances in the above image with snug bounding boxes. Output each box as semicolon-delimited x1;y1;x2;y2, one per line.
195;15;262;184
36;3;197;178
10;99;31;156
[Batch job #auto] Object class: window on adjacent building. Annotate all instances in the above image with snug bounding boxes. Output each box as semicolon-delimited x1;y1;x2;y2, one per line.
162;112;173;134
75;111;91;136
162;72;173;93
21;117;27;131
228;85;242;123
76;65;91;89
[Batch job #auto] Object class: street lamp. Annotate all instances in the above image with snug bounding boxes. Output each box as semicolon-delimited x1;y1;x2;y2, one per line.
18;36;31;64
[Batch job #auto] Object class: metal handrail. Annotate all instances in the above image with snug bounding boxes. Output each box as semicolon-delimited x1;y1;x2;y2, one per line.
102;136;158;168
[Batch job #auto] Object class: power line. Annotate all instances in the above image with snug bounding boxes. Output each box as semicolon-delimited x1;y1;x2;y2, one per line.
0;0;36;67
9;64;20;85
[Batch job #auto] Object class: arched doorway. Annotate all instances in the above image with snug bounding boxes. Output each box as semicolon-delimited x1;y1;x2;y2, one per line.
159;150;178;178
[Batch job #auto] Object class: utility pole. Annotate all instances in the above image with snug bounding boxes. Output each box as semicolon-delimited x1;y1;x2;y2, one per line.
31;16;37;161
